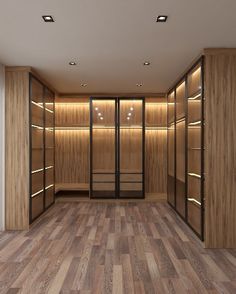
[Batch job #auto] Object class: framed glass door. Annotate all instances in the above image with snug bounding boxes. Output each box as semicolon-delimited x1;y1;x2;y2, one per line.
90;97;145;199
118;98;145;198
90;98;117;198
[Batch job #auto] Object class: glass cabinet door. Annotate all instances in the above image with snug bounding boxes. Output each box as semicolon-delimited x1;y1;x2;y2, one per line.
119;98;144;198
44;88;55;208
187;63;204;237
90;99;117;198
176;81;186;218
30;77;44;221
167;91;175;206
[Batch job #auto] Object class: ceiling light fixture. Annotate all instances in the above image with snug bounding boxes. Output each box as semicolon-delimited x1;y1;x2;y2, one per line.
143;62;150;66
130;107;134;111
81;83;87;87
127;117;130;120
128;113;132;116
69;61;77;66
42;15;55;22
98;113;102;116
136;83;143;87
100;117;104;120
95;107;98;111
156;15;168;22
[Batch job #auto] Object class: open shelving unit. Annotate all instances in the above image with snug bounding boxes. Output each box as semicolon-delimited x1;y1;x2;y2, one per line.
55;98;90;194
167;57;204;240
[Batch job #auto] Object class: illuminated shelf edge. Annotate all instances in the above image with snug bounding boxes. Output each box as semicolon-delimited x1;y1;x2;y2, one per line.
188;198;201;206
188;173;201;179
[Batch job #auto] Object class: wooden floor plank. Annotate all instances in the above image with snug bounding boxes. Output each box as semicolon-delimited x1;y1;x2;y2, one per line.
0;202;235;293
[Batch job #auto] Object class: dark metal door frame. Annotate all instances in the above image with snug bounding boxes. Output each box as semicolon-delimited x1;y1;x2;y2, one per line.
90;97;145;199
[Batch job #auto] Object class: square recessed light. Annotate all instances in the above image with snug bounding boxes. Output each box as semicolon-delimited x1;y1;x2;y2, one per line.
156;15;168;22
42;15;54;22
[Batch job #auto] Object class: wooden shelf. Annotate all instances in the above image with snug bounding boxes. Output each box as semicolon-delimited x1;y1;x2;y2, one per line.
55;183;89;193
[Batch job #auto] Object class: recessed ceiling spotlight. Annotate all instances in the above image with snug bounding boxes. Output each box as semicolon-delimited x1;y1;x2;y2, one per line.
98;113;102;116
81;83;87;87
69;61;77;66
156;15;168;22
127;117;130;120
136;83;143;87
130;107;134;111
100;117;104;120
128;113;132;116
143;62;150;66
95;107;99;111
42;15;55;22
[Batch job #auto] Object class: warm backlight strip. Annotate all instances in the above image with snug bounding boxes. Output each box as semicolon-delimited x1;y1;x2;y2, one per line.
189;120;201;126
188;198;201;206
188;93;201;100
32;101;54;113
31;189;44;198
45;184;54;190
188;172;201;179
31;166;54;174
45;166;54;170
31;168;44;174
32;124;44;130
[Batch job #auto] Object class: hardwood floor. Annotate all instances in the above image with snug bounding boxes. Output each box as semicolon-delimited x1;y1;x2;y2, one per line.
0;202;235;293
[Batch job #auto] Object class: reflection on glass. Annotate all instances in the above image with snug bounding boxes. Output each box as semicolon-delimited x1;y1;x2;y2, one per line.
187;64;203;235
119;99;143;198
91;100;116;198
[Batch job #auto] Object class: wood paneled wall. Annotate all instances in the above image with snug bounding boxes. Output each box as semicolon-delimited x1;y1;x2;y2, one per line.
5;69;30;230
145;98;167;195
55;96;167;196
204;49;236;248
55;98;90;185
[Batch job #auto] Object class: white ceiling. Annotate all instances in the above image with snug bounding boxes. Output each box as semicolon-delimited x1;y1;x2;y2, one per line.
0;0;236;94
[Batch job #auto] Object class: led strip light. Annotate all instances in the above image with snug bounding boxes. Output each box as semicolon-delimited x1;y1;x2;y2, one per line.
188;198;201;206
188;173;201;179
31;189;44;198
32;124;43;130
189;120;201;126
32;101;54;113
188;93;202;100
45;184;54;190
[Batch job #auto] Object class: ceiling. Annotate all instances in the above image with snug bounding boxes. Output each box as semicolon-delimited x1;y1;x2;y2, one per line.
0;0;236;94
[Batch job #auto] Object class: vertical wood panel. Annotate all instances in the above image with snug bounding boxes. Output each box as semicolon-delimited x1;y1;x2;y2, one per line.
55;98;90;184
204;50;236;248
5;70;30;230
145;98;167;195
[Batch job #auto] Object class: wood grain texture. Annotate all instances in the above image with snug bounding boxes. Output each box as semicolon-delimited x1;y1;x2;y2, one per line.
5;70;30;230
145;130;167;194
204;50;236;248
55;130;90;183
145;98;167;195
0;202;235;293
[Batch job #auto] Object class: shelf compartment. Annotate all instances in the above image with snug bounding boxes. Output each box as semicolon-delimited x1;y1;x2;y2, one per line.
188;176;201;199
45;186;54;208
55;183;89;193
31;192;44;220
31;172;44;195
31;149;44;171
187;200;201;235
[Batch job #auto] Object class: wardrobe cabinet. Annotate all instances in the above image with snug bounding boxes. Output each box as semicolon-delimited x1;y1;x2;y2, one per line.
168;49;236;248
5;67;55;230
167;58;205;240
55;96;167;199
90;97;145;199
